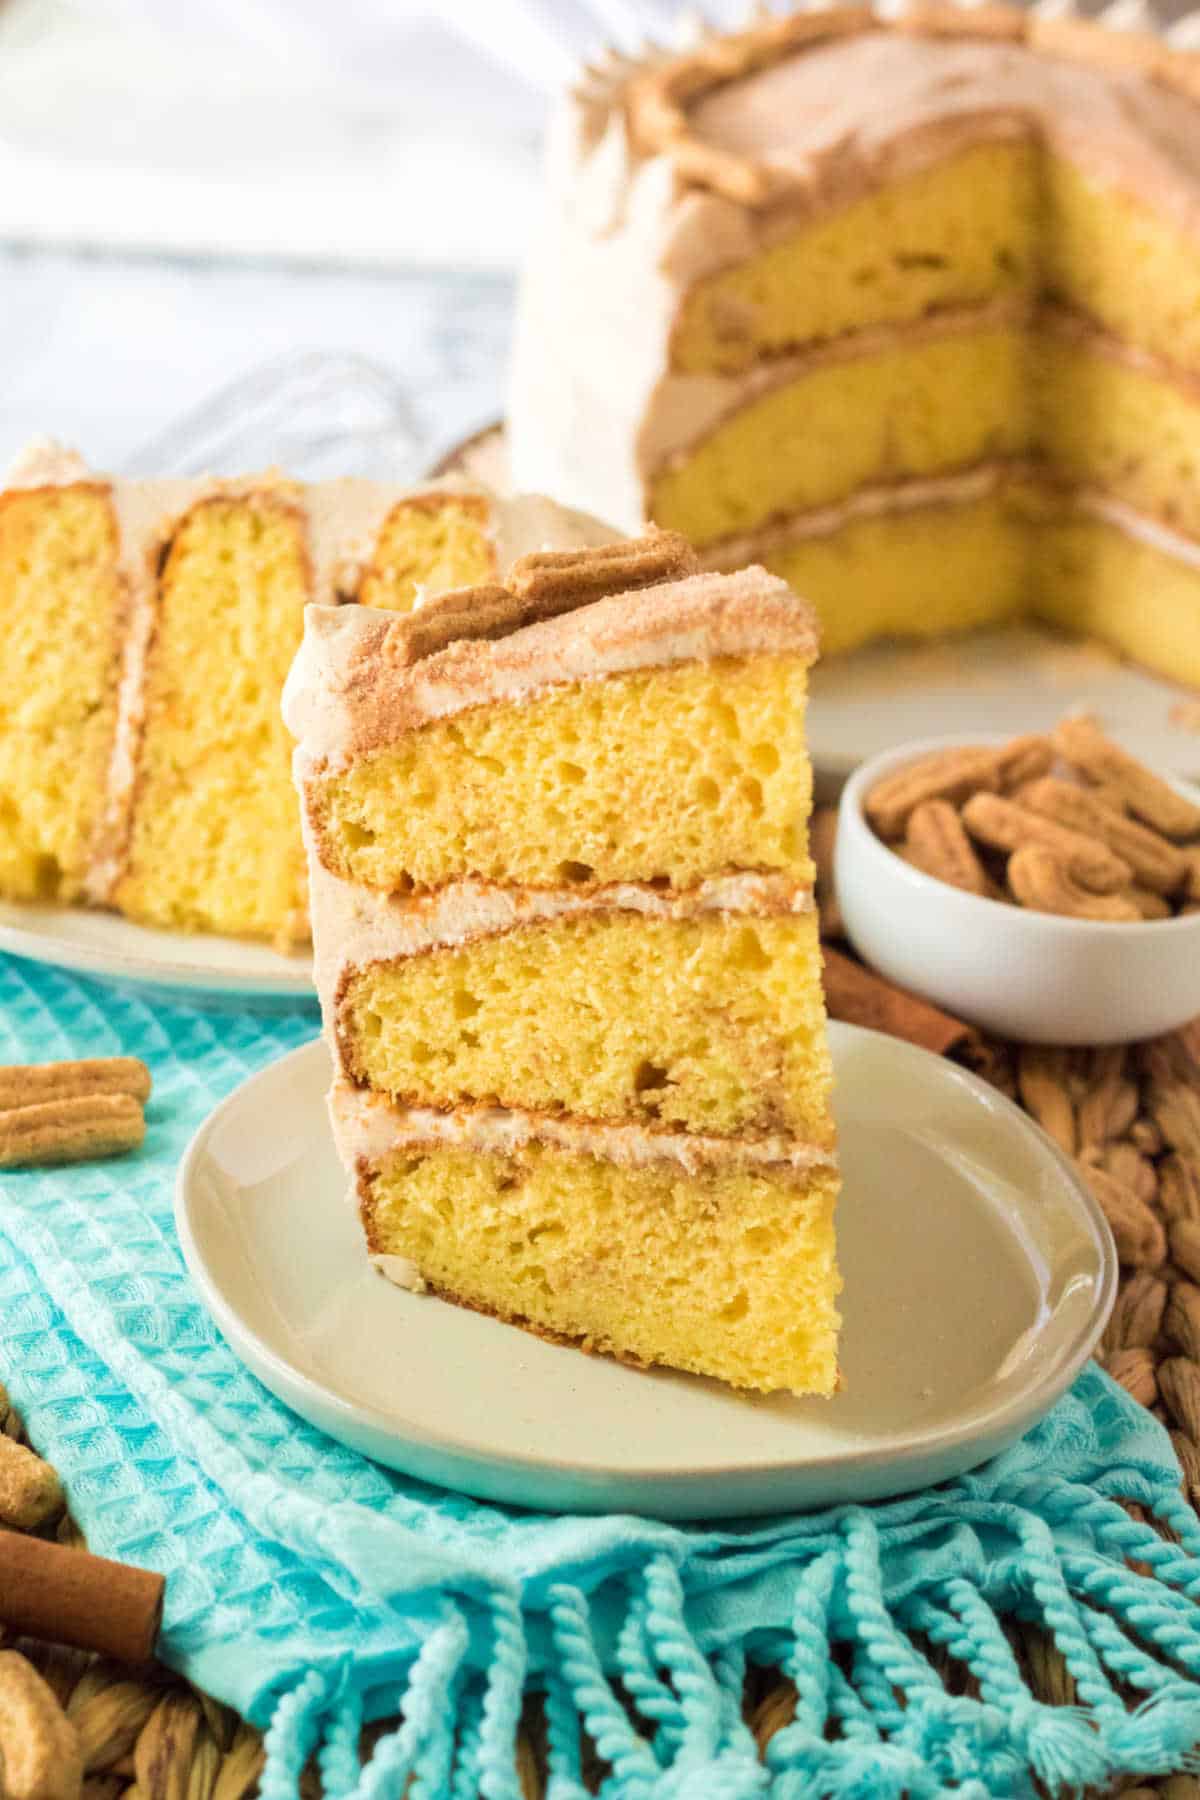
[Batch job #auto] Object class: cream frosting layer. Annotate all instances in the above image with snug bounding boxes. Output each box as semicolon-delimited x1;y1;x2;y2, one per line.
692;466;1200;571
1076;488;1200;572
332;1080;838;1187
3;441;613;912
304;853;813;1021
686;31;1200;243
283;565;819;778
696;463;1028;566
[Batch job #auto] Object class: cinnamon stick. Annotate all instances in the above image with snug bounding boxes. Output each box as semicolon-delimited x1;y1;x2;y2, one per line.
821;945;976;1058
0;1530;163;1664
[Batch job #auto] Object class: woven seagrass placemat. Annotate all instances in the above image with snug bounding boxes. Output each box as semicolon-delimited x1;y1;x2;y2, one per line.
3;961;1199;1796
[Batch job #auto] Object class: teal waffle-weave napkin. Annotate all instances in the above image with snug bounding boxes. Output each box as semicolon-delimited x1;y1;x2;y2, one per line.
3;953;1200;1799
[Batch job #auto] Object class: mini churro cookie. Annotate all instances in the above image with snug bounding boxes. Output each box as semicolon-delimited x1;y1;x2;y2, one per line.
385;532;698;668
1053;718;1200;840
904;799;994;897
1020;778;1189;896
1007;845;1142;921
864;748;1002;841
863;721;1200;924
960;793;1132;894
0;1093;145;1168
0;1057;150;1114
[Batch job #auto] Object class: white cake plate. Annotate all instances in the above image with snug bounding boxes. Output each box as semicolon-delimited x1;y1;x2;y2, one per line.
0;901;315;1010
432;422;1200;790
177;1025;1116;1518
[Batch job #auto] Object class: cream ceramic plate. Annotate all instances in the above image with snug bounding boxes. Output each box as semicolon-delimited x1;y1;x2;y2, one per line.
177;1025;1116;1518
0;902;315;1009
431;423;1200;789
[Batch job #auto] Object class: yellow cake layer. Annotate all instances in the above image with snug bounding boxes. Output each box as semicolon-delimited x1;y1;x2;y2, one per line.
358;495;497;613
115;497;310;940
341;909;831;1140
673;141;1038;375
364;1142;841;1395
653;331;1200;552
1042;158;1200;382
1039;337;1200;544
1036;515;1200;691
652;329;1031;548
722;490;1200;687
314;654;812;895
671;146;1200;378
0;487;122;902
757;494;1029;657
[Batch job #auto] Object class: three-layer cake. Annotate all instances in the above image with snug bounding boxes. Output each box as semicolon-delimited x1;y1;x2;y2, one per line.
510;5;1200;683
285;534;842;1394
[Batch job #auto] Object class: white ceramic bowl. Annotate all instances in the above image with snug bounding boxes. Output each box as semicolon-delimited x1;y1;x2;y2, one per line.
836;734;1200;1046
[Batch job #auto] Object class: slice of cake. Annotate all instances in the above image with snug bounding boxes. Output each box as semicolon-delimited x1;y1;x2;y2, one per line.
510;5;1200;685
0;444;613;944
285;533;841;1395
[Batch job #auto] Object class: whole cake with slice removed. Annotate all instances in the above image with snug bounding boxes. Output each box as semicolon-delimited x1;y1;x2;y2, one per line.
510;4;1200;684
284;533;842;1394
0;442;612;945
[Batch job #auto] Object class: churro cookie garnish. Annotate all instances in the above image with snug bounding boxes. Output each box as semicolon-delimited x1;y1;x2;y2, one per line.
1007;845;1142;921
0;1093;145;1169
0;1056;151;1168
863;748;1002;841
960;793;1132;894
1021;778;1189;896
384;532;699;668
507;531;698;605
0;1056;150;1114
904;799;994;897
1053;717;1200;840
864;721;1200;923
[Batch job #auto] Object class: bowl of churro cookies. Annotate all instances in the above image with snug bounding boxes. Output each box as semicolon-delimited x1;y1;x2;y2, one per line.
836;718;1200;1045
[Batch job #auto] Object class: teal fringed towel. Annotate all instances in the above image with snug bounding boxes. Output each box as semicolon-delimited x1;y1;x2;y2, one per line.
2;955;1200;1798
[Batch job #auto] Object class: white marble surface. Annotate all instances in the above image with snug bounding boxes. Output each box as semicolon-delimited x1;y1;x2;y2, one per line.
0;248;513;480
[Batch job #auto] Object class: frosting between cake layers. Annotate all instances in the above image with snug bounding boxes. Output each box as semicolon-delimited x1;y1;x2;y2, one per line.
302;853;814;1014
696;463;1026;564
283;566;819;776
331;1080;839;1184
1076;487;1200;572
691;466;1200;574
